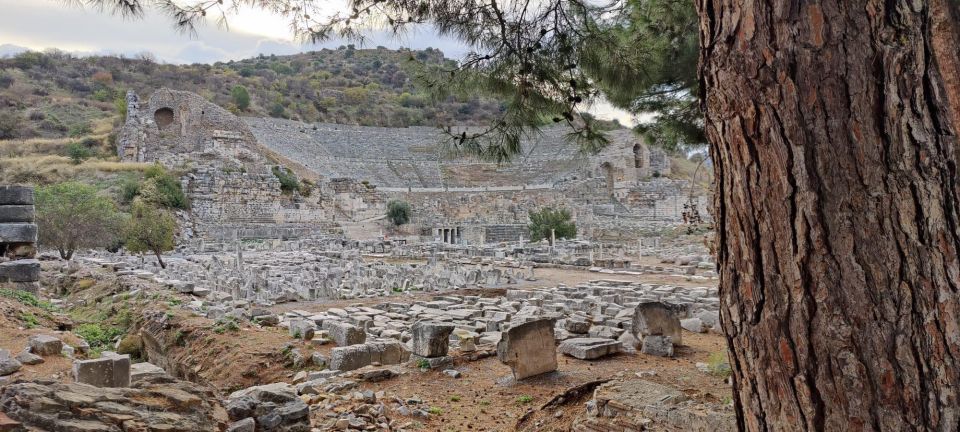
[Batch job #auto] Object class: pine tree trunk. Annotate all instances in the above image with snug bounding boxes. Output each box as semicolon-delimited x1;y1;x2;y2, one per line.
697;0;960;430
154;250;165;269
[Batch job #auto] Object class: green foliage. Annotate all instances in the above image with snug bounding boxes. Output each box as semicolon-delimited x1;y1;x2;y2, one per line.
517;395;534;404
136;164;188;209
213;316;241;334
528;208;577;245
114;94;128;119
75;323;125;356
231;85;251;111
271;165;302;194
65;142;92;164
36;182;126;259
124;200;176;268
428;406;442;415
0;289;56;311
707;351;732;379
416;358;431;369
386;200;411;226
68;122;92;138
20;312;39;329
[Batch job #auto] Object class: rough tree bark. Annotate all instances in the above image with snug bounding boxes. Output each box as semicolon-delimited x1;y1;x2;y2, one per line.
697;1;960;430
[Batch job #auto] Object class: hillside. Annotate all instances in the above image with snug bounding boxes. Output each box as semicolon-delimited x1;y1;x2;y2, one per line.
0;46;504;141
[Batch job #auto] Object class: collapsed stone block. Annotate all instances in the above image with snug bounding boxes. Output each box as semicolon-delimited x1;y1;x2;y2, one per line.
322;320;366;346
564;319;591;334
289;319;316;340
0;206;34;223
640;335;674;357
27;334;62;356
632;301;683;345
410;321;455;357
0;260;40;283
72;354;131;387
558;337;622;360
330;340;409;371
497;318;557;380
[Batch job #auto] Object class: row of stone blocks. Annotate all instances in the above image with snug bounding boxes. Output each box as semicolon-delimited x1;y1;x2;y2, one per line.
0;186;39;295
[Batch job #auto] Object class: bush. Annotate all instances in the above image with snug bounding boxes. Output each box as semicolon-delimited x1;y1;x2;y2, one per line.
36;182;126;259
231;85;251;111
66;142;92;164
528;207;577;245
75;323;124;356
387;200;411;226
272;165;301;194
140;164;188;209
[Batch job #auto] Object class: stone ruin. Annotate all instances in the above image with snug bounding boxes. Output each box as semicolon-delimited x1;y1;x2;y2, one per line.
0;186;39;295
117;88;710;248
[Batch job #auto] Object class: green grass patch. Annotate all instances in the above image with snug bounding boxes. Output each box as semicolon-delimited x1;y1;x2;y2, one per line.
74;323;124;356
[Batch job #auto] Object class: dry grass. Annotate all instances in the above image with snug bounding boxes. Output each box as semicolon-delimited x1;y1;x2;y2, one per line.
0;155;149;185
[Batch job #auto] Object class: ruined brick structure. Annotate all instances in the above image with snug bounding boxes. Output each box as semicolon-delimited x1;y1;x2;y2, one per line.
119;88;708;244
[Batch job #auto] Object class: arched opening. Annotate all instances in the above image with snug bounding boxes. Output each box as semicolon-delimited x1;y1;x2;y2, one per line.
633;143;644;168
154;107;174;129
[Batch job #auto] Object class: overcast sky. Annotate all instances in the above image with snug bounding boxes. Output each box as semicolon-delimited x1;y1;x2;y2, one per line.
0;0;638;125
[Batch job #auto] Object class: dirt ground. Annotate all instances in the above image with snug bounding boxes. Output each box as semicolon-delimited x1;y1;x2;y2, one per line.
0;263;729;432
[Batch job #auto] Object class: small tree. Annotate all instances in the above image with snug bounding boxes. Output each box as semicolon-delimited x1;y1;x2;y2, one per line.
66;142;92;164
231;85;250;111
36;182;125;260
124;200;176;269
386;200;411;226
528;208;576;245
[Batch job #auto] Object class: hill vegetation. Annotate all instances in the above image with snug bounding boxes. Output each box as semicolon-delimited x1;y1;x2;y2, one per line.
0;46;507;142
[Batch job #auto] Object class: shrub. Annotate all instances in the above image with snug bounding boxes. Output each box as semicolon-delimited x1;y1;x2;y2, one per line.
0;289;55;311
124;200;176;269
139;164;188;209
517;395;534;404
231;85;251;111
36;182;126;259
387;200;411;226
66;142;92;164
272;165;301;194
528;207;577;245
75;323;124;356
706;351;732;379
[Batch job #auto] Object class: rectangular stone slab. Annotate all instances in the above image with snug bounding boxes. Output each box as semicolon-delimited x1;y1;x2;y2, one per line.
0;206;34;223
496;318;557;380
0;260;40;282
0;186;33;205
0;224;37;244
559;337;623;360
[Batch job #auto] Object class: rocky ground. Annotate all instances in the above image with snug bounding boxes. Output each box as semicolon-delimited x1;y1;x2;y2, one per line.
0;247;733;432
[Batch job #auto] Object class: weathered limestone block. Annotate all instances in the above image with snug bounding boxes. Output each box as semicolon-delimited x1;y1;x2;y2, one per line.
640;335;674;357
497;318;557;379
632;301;682;345
0;349;22;376
0;206;34;223
27;334;62;356
0;223;37;244
322;321;366;346
410;322;455;357
680;318;706;333
564;319;591;334
0;186;34;205
559;338;622;360
72;354;131;387
330;345;372;371
288;319;316;341
0;259;39;282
